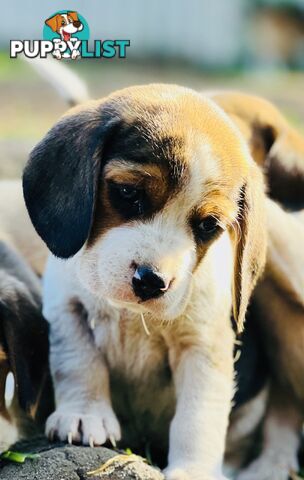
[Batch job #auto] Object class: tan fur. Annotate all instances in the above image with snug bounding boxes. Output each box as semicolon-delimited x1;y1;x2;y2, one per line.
211;91;304;207
210;91;304;167
67;11;79;23
45;12;79;34
45;14;62;33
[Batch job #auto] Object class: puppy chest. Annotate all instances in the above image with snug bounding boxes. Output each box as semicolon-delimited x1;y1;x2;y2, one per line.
94;313;169;375
94;315;176;446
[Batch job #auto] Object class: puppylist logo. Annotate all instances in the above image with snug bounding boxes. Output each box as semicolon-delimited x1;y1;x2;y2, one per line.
10;10;130;60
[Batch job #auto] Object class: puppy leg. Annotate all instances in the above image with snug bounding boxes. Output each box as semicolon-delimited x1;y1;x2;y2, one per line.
225;386;269;474
237;388;301;480
71;49;80;60
45;308;121;446
44;257;121;446
53;50;62;60
164;320;234;480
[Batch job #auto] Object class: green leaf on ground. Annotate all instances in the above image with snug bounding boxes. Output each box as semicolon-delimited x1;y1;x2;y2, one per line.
0;451;40;463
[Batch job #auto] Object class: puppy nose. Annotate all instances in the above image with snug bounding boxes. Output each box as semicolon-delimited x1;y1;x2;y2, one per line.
132;265;168;301
73;21;81;27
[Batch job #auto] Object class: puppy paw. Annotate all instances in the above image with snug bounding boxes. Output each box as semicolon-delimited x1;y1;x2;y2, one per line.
164;468;191;480
164;466;228;480
53;50;62;60
236;453;298;480
71;50;80;60
46;405;121;446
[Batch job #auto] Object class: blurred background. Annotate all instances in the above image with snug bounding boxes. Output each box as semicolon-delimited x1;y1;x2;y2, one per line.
1;0;304;178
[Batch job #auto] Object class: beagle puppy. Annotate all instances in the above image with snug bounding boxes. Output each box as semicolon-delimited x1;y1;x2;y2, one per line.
23;84;267;480
232;200;304;480
211;92;304;480
45;11;83;60
0;241;52;451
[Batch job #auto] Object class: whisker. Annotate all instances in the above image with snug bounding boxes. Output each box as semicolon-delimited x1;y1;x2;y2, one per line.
141;312;151;336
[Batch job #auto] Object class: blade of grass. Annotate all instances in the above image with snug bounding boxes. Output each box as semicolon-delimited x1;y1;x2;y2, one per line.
0;451;40;463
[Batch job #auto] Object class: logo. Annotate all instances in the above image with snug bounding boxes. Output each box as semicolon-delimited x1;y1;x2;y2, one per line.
43;11;89;60
10;10;130;60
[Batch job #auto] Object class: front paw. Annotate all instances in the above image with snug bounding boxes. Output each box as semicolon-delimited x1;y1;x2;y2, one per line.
46;405;121;447
53;50;62;60
164;466;228;480
71;50;80;59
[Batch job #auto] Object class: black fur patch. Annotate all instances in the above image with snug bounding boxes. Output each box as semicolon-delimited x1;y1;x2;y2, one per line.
0;242;53;420
23;109;121;259
233;302;268;409
268;161;304;211
102;120;186;191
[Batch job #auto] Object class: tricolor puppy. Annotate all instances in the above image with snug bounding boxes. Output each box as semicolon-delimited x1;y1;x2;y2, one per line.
45;11;83;60
210;92;304;480
23;84;267;480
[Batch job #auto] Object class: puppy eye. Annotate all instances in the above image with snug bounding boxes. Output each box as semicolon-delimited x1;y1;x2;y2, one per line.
61;20;65;25
118;185;141;201
196;216;221;241
108;181;147;219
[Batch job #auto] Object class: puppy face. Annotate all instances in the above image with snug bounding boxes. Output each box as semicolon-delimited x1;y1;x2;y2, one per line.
23;85;266;328
45;12;83;41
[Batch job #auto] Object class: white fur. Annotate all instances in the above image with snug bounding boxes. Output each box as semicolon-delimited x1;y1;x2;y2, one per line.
43;222;235;479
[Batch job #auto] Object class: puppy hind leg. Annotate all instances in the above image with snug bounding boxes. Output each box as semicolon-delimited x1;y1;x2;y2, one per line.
236;388;302;480
224;386;269;476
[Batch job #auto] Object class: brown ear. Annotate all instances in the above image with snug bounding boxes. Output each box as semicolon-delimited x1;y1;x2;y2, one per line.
45;14;60;32
232;165;267;333
68;11;78;21
212;92;304;211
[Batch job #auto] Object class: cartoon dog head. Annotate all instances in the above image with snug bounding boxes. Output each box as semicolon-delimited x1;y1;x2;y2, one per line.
23;85;266;328
45;11;83;42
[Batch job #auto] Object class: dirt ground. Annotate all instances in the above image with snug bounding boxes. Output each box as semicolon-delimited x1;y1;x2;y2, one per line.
1;53;304;179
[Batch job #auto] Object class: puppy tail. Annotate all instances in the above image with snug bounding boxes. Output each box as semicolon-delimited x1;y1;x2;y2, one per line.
22;55;89;106
211;91;304;210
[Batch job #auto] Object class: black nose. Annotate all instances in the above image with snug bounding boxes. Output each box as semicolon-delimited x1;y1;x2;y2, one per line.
132;265;167;301
73;20;81;28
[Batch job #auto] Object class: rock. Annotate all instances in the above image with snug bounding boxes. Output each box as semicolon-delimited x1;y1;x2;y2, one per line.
0;436;164;480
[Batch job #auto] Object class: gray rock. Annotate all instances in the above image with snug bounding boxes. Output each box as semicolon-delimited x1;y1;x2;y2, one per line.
0;437;164;480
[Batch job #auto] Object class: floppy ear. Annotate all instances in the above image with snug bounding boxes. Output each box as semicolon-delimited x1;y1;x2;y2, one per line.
68;11;79;22
232;166;267;333
23;107;119;258
212;92;304;211
45;14;60;32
